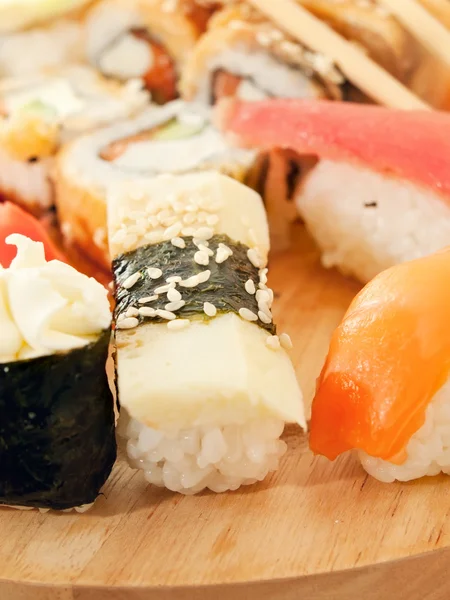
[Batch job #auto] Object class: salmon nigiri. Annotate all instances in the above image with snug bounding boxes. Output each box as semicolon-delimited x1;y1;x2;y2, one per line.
309;247;450;482
216;98;450;283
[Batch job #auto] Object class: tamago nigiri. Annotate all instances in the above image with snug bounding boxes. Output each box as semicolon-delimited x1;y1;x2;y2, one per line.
109;172;305;494
309;247;450;482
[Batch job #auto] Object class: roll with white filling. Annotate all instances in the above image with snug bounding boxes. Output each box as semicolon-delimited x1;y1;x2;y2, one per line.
55;100;257;268
85;0;213;104
0;66;149;213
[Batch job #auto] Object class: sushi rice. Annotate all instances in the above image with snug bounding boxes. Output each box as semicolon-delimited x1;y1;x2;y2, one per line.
360;379;450;483
297;160;450;283
118;409;287;494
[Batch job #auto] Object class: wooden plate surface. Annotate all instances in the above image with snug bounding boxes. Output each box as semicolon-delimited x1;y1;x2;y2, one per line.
1;226;449;600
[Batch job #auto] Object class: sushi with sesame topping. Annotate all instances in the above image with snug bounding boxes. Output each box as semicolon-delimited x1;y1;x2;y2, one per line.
0;234;116;511
108;171;305;494
55;99;257;268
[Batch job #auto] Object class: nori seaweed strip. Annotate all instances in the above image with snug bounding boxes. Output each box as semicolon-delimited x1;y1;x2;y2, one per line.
113;234;275;334
0;330;116;510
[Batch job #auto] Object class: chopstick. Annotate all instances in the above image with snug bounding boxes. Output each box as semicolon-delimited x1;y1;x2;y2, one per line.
378;0;450;69
246;0;431;110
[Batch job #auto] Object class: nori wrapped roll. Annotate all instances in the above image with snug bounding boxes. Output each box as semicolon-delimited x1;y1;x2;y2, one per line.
0;234;116;511
0;330;116;510
108;172;305;494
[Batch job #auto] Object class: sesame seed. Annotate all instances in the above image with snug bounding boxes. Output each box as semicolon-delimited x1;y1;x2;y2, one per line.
206;214;219;226
258;303;272;320
194;227;214;240
117;313;126;321
160;215;177;227
258;311;272;324
182;227;195;237
194;250;209;266
167;287;182;302
155;309;176;320
280;333;293;350
122;272;141;289
154;283;174;294
125;307;139;318
139;307;156;317
108;281;114;290
266;335;281;350
165;300;186;311
256;290;271;304
198;243;214;256
123;233;138;250
157;209;171;223
215;247;232;264
147;267;162;279
116;317;139;330
144;231;162;244
179;274;200;288
197;270;211;284
164;222;182;239
239;308;258;322
184;204;197;213
171;237;185;249
259;268;268;285
166;276;182;283
245;279;256;295
204;302;217;317
183;213;196;225
167;319;191;331
248;248;262;268
138;295;158;304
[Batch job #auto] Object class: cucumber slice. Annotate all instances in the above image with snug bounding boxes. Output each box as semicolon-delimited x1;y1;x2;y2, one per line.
151;117;205;142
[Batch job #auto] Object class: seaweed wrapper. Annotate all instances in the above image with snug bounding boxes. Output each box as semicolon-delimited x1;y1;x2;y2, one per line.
0;329;116;510
113;235;275;334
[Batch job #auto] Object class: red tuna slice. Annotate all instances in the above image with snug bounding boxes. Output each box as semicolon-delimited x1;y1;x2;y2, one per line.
0;202;67;268
215;98;450;197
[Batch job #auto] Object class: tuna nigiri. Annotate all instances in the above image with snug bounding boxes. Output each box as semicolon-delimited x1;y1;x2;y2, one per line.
216;98;450;283
309;247;450;482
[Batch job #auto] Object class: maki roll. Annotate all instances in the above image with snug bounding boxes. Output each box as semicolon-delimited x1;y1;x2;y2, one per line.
0;234;116;511
54;100;257;268
180;1;416;105
0;66;149;213
217;98;450;283
109;171;305;494
309;246;450;483
85;0;213;104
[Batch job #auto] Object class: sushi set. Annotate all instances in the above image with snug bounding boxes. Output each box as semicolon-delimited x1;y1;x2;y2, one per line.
2;0;450;598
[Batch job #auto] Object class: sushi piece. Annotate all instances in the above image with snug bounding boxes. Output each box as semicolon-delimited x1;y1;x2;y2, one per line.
109;172;305;494
309;247;450;483
85;0;213;104
0;65;149;213
0;202;66;268
0;234;116;510
180;1;416;105
54;100;257;268
216;97;450;283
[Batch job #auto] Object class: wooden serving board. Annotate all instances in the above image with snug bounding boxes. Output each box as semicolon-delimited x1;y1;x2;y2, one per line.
1;225;450;600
